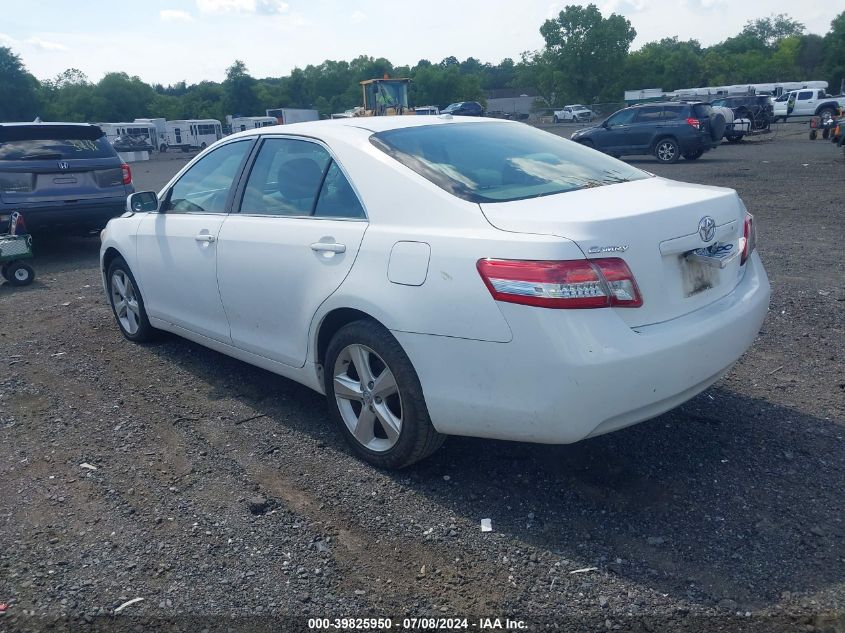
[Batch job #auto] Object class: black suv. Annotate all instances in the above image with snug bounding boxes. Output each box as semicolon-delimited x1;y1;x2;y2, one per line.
0;123;133;234
441;101;484;117
710;95;773;141
570;102;725;163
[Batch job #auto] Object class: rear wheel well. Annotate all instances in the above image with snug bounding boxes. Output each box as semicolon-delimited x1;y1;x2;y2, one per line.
316;308;385;371
102;247;123;276
651;134;678;150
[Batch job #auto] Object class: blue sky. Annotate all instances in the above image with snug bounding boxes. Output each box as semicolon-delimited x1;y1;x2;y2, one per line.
0;0;834;85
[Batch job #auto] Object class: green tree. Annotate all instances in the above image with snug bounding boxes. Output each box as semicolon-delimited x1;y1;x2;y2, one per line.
823;12;845;93
538;4;636;102
222;60;261;116
742;13;805;46
0;47;40;121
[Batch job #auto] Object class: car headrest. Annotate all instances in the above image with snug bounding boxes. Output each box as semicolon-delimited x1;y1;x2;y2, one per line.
277;158;323;202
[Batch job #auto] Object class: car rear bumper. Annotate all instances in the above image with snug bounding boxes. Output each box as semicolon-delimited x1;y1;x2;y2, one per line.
2;197;128;233
394;252;770;444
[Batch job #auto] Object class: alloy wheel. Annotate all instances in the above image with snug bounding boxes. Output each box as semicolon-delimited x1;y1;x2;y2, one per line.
333;344;403;453
657;141;677;162
110;269;141;335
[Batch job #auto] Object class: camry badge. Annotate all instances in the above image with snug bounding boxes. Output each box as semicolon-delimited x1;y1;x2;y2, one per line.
698;216;716;242
588;245;628;254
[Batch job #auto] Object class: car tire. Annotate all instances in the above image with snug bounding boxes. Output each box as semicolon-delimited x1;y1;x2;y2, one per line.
683;149;704;160
325;319;445;469
810;130;818;140
106;256;156;343
4;261;35;286
822;127;830;140
159;144;167;153
726;134;743;143
553;115;559;124
654;138;680;163
200;142;207;150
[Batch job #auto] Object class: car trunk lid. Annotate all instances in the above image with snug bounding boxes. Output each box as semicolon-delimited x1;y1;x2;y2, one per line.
479;177;747;327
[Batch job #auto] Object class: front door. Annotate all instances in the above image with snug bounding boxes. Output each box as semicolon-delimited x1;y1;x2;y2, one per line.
628;105;664;151
216;136;368;367
597;108;637;153
135;138;253;342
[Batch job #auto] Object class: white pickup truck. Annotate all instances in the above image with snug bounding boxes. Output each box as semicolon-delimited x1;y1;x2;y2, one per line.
772;89;843;122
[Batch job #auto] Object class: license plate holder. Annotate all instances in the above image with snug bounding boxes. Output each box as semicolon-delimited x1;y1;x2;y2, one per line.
685;242;739;269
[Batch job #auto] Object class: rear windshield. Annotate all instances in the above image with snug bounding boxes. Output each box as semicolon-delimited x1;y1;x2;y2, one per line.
370;122;648;203
0;126;115;161
692;103;713;118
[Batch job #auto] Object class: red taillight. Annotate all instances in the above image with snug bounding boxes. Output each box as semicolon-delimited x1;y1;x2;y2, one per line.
476;258;642;309
686;117;701;129
740;212;756;265
121;163;132;185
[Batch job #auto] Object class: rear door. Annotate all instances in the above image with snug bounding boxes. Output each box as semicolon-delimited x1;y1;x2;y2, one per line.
216;136;368;368
0;125;127;206
795;90;815;115
628;105;664;150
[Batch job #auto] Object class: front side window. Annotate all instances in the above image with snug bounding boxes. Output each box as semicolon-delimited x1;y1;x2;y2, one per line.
607;109;637;126
164;140;251;214
240;138;366;219
371;122;648;204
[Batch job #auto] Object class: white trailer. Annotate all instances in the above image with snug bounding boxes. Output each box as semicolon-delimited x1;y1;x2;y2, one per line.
133;118;168;152
227;116;277;133
265;108;319;125
98;121;159;151
163;119;222;152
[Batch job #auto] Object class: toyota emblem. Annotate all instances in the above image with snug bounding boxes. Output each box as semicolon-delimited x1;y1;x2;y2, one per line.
698;216;716;242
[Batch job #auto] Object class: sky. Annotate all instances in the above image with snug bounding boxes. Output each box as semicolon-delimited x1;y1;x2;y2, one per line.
0;0;834;86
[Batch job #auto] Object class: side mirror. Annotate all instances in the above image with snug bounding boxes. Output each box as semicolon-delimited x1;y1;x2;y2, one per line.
601;120;610;129
127;191;159;213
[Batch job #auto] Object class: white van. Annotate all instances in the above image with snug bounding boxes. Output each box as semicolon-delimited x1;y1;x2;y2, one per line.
227;116;277;133
163;119;222;152
99;122;159;151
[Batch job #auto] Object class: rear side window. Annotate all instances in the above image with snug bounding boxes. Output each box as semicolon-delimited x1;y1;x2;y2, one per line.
371;122;649;203
797;91;812;100
692;103;713;118
634;106;663;122
0;126;116;160
662;106;686;120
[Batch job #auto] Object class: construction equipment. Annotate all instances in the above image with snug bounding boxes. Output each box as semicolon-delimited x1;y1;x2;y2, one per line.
356;77;413;117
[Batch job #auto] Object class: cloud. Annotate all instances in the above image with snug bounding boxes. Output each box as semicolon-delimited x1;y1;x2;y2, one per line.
0;32;19;47
26;37;68;51
600;0;646;14
351;10;366;24
160;9;193;21
196;0;289;14
683;0;727;10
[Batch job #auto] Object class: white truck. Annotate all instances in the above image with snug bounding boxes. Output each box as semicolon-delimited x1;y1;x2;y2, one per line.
265;108;319;125
773;89;843;122
552;104;595;123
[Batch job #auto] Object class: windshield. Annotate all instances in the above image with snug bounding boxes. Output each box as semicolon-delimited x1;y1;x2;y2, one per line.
371;122;649;203
0;126;115;160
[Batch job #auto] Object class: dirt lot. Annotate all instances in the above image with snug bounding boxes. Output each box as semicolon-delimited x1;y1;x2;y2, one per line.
1;126;843;632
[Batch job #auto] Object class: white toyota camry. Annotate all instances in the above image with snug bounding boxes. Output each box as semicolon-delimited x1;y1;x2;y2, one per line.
100;115;770;468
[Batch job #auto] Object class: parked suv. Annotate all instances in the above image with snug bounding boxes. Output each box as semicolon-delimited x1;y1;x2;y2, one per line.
570;102;725;163
710;95;773;141
441;101;484;117
0;123;133;234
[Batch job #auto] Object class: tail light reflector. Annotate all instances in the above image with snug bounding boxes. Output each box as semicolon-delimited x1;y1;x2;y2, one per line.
740;212;756;265
686;117;701;129
477;258;642;309
121;163;132;185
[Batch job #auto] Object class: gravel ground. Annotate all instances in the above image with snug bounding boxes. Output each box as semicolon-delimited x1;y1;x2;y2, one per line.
1;125;843;632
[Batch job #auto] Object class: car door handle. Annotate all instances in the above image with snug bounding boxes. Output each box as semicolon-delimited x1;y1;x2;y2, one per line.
195;234;216;243
310;242;346;253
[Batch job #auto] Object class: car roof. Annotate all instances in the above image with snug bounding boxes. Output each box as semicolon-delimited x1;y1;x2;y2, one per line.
223;114;505;142
0;121;102;128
